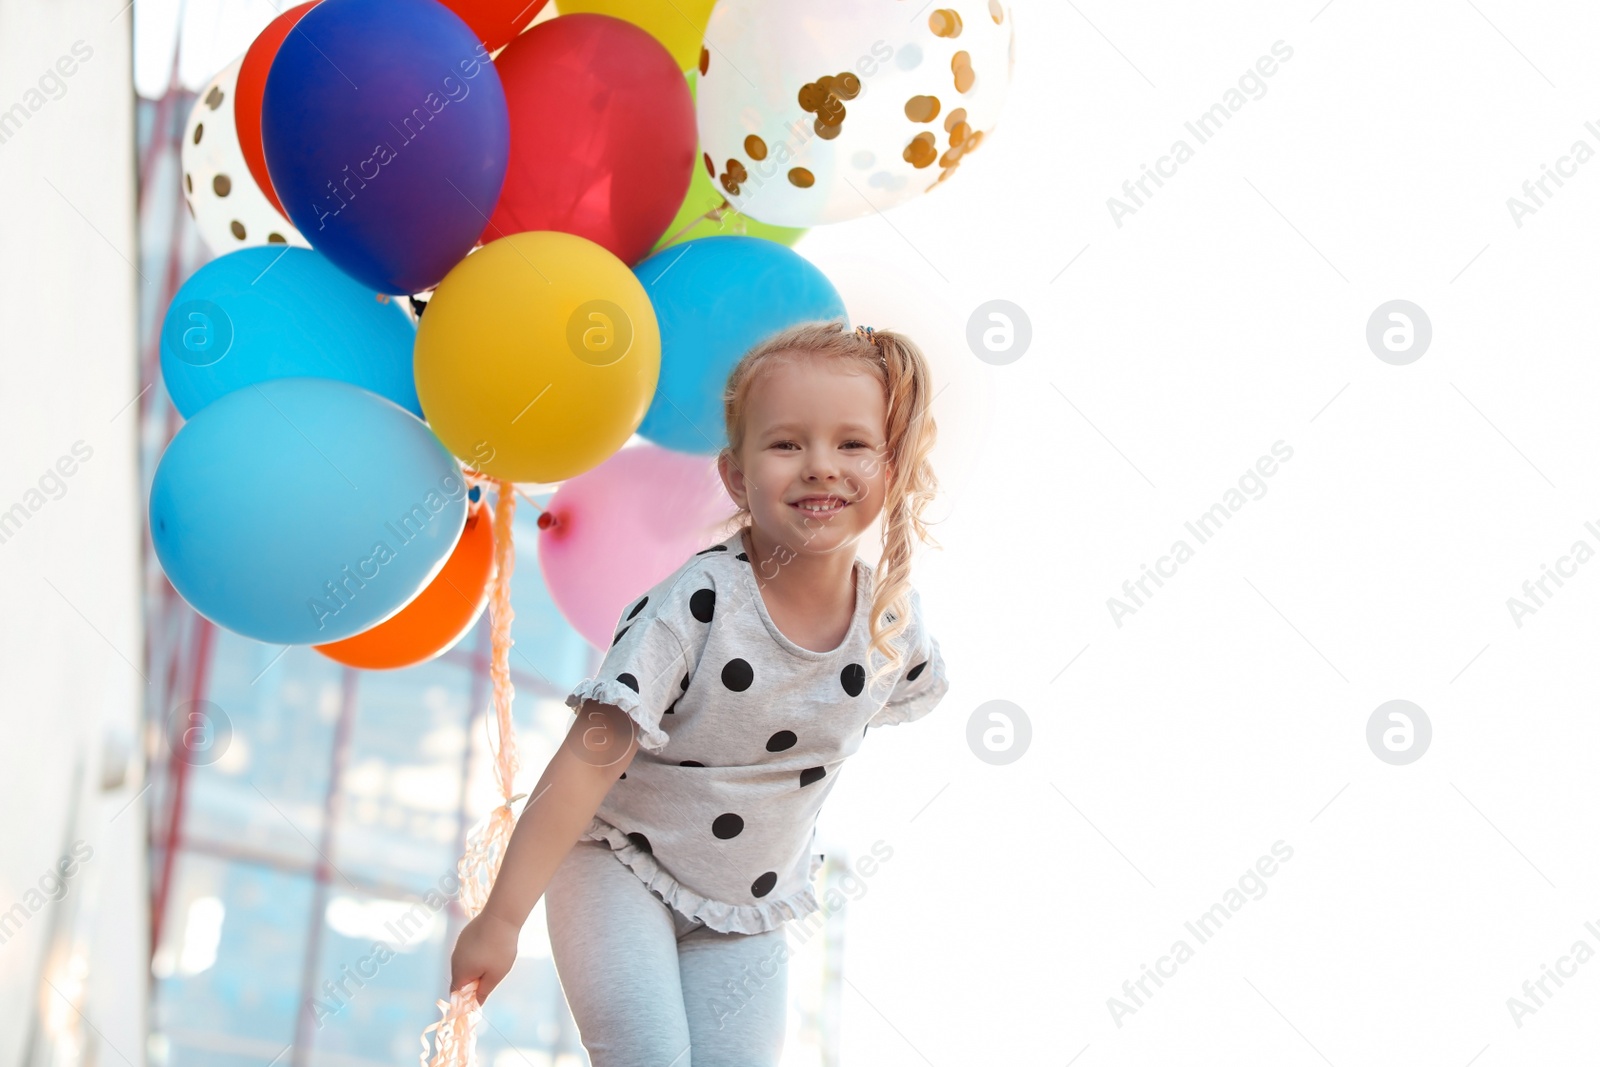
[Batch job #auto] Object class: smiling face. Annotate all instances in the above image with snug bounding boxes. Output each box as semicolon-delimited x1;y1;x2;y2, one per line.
719;354;892;558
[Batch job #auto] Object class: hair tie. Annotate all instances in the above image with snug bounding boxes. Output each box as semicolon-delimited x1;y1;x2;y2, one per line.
854;324;887;366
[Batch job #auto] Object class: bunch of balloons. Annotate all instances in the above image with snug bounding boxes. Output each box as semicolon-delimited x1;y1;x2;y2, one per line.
154;5;1013;1062
153;0;1015;668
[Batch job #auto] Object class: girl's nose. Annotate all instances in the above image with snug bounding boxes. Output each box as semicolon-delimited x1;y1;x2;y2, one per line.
802;457;840;482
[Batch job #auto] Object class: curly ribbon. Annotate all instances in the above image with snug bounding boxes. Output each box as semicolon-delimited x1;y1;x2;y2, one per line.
420;477;522;1067
418;986;483;1067
656;195;736;250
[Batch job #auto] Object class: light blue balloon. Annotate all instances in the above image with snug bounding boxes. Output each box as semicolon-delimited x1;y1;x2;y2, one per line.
634;237;848;454
149;377;467;645
160;246;419;419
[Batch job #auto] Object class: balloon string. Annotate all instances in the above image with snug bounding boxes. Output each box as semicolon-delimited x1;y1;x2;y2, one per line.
462;470;556;532
420;478;520;1067
658;195;735;249
510;485;548;516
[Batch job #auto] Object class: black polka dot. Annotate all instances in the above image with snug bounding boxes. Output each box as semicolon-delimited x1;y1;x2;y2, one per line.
626;596;649;620
690;588;715;623
618;673;640;693
618;772;627;780
665;673;689;715
696;544;729;555
800;766;826;787
722;658;753;691
736;552;749;562
751;871;777;897
712;813;744;839
766;730;797;752
907;660;928;681
680;760;704;767
612;626;630;647
840;663;865;697
626;832;652;854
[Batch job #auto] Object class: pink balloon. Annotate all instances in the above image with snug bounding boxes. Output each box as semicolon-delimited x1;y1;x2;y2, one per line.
540;445;737;649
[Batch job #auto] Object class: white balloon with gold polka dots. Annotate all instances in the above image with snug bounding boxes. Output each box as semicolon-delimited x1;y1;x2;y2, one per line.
181;55;309;255
696;0;1014;228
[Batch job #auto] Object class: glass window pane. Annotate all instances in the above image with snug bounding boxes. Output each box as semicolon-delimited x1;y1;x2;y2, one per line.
180;636;345;865
151;853;311;1065
333;660;473;891
303;885;452;1066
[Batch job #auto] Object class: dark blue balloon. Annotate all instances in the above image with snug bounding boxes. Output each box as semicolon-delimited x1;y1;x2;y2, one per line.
260;0;509;294
160;247;419;419
634;237;848;454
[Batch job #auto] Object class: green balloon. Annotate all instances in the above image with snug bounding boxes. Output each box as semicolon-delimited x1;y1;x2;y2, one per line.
653;72;807;255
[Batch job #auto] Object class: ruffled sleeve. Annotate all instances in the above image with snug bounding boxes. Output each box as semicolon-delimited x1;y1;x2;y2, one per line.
566;591;696;753
868;589;949;729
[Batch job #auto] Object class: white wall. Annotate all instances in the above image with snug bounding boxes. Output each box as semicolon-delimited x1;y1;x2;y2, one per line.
0;0;146;1064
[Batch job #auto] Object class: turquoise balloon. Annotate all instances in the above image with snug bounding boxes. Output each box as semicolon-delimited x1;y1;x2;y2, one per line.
160;246;419;419
149;378;467;645
633;236;847;454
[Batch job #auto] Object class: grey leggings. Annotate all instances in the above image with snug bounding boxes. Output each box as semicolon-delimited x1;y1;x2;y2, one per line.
544;839;790;1066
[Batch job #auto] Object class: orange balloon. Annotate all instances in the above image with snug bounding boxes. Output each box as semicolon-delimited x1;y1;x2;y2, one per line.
315;497;495;669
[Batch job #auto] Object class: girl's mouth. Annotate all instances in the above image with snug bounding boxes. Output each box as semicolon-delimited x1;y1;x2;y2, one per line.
790;496;848;518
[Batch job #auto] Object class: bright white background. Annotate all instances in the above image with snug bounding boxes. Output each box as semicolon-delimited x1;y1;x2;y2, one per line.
802;2;1600;1065
13;0;1600;1064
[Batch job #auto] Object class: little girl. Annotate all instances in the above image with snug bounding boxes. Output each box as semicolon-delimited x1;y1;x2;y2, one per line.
449;319;950;1066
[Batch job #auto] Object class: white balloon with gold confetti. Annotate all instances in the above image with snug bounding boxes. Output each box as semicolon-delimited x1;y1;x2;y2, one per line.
180;56;310;256
695;0;1014;228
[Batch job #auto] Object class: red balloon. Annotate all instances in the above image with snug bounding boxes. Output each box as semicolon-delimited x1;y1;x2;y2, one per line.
443;0;550;53
482;14;696;266
236;1;317;220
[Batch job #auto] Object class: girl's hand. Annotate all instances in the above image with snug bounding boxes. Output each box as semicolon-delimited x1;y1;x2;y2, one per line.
449;910;521;1006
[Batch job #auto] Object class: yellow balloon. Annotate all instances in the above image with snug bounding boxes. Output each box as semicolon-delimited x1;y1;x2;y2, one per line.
553;0;715;71
414;232;660;484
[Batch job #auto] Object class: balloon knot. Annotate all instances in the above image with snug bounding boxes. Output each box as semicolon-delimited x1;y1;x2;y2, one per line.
536;511;556;530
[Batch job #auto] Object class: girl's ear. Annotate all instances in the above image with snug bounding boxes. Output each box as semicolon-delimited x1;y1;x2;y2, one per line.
717;450;747;508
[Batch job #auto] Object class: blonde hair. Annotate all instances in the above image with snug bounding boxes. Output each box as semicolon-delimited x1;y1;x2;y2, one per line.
719;319;940;694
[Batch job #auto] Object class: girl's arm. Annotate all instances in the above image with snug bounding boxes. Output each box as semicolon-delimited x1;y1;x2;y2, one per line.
448;700;638;1004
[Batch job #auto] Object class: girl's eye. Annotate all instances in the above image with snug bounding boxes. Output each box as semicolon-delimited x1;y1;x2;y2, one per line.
844;441;869;449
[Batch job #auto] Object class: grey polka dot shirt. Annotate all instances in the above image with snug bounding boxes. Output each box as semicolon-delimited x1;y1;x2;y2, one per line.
564;528;949;934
